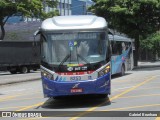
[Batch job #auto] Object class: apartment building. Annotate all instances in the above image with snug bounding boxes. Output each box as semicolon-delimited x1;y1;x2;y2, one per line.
71;0;93;15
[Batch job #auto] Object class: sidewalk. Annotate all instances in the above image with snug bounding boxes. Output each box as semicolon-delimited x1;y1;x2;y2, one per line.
135;61;160;69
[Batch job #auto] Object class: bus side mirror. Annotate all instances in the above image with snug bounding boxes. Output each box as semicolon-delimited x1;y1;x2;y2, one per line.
34;30;40;37
33;30;40;46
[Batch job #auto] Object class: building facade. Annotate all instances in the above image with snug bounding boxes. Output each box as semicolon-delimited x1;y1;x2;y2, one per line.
71;0;86;15
71;0;93;15
44;0;72;16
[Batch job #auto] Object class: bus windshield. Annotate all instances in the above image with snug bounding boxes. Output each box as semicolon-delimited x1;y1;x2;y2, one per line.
41;32;107;65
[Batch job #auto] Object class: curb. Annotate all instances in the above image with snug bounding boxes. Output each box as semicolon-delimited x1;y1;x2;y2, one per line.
0;77;40;86
133;65;160;70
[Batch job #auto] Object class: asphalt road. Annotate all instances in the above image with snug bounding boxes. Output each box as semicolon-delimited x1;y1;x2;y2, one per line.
0;71;40;85
0;67;160;120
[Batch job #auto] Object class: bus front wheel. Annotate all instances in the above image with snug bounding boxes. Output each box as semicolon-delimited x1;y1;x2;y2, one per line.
99;94;108;99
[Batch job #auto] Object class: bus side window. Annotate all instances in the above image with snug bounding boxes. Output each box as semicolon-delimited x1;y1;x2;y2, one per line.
117;42;122;55
111;41;117;55
125;42;129;50
122;42;126;54
111;41;122;55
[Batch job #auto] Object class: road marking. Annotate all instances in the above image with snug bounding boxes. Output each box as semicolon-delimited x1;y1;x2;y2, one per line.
146;81;160;84
112;86;135;92
113;86;160;92
69;76;156;120
101;103;160;111
0;106;28;110
1;88;32;93
0;95;23;102
16;102;44;111
118;93;160;99
112;76;151;83
113;83;139;86
135;86;160;91
0;91;41;102
156;116;160;120
112;79;130;83
7;96;42;101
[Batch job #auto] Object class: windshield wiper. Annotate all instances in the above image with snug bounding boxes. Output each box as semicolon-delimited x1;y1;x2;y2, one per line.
77;54;94;69
74;43;94;69
58;54;71;67
77;54;89;64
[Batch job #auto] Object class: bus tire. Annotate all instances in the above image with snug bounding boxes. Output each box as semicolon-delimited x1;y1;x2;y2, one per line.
120;65;125;76
99;94;108;99
20;66;28;74
53;97;61;100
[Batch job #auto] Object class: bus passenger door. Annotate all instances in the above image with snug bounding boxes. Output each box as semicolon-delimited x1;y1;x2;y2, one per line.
111;41;122;75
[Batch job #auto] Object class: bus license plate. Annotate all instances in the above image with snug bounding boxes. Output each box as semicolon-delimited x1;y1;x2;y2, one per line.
71;88;83;93
70;76;81;81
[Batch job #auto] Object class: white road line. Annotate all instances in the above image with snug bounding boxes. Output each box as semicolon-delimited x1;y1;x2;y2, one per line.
1;88;34;93
112;86;135;92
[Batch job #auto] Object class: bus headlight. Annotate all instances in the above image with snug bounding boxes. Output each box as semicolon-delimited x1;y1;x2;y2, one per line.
98;65;110;77
41;70;54;80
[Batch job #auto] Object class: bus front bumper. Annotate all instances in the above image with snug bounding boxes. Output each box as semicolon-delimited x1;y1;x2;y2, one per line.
41;73;111;98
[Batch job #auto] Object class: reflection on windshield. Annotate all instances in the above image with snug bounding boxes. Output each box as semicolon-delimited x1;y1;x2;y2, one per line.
41;32;107;65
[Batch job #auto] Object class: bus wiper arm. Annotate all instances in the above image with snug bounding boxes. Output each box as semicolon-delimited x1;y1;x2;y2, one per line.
77;54;89;64
77;54;94;69
59;54;71;66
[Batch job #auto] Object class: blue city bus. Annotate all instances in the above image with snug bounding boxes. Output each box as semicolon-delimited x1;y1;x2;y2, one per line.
35;15;111;98
109;34;134;76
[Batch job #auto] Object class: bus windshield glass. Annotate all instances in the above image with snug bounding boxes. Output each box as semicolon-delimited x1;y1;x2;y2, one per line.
41;32;107;65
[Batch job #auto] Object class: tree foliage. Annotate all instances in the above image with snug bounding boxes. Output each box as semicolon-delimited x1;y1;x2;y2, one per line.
140;31;160;55
0;0;58;40
90;0;160;66
140;31;160;60
0;0;17;40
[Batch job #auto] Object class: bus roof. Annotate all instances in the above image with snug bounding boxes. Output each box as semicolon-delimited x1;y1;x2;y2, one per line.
40;15;108;31
109;34;132;42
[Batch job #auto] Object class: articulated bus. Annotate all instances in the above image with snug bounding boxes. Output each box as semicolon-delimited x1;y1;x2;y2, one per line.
109;35;134;76
34;15;133;98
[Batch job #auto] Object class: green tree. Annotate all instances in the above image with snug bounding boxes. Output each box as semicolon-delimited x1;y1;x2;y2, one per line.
140;31;160;60
0;1;16;40
0;0;58;40
90;0;160;66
